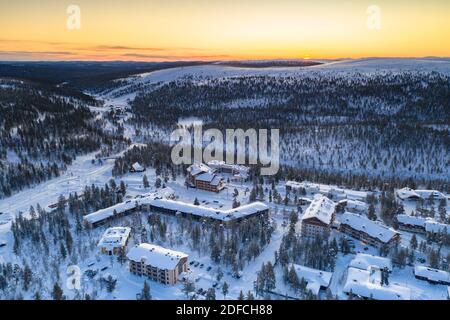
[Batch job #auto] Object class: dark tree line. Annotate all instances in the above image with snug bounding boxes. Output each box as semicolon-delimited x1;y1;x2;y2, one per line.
146;210;274;273
112;143;183;178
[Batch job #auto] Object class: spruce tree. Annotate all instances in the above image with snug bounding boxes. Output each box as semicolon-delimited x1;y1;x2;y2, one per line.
140;280;152;300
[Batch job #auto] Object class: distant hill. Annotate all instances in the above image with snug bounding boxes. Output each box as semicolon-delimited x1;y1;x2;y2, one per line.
0;61;209;90
215;60;323;68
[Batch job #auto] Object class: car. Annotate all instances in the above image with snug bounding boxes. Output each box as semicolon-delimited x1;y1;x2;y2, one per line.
417;258;426;263
197;288;205;295
194;262;200;267
100;266;108;271
189;261;195;266
0;212;4;215
212;282;218;288
363;247;369;251
0;241;6;248
199;263;204;268
86;260;96;267
206;266;212;272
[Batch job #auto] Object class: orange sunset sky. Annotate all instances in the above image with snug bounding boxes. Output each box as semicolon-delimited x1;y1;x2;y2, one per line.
1;0;449;61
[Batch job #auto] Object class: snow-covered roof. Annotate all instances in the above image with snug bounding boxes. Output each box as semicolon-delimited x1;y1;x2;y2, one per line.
207;160;249;173
343;267;411;300
396;188;422;200
149;199;268;222
396;214;427;228
131;162;144;171
127;243;188;269
153;186;175;199
286;181;319;191
345;190;369;201
285;181;301;189
286;181;368;201
414;189;447;200
396;215;449;234
301;194;335;225
293;264;332;295
97;227;131;250
425;221;450;235
187;163;211;176
84;187;174;225
195;172;215;182
414;266;450;283
396;187;447;200
84;195;268;225
195;172;224;186
349;254;393;272
84;200;138;225
339;213;399;244
338;199;368;212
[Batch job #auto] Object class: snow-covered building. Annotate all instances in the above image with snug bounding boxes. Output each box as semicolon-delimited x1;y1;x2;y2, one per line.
186;163;225;192
414;266;450;285
337;199;368;214
84;188;175;227
143;199;269;224
349;253;393;272
343;267;411;300
97;227;131;256
339;213;400;248
207;160;249;177
286;181;368;201
425;221;450;236
286;181;319;194
84;199;138;228
186;163;211;185
129;162;145;173
293;264;332;295
396;214;427;233
396;214;449;236
194;172;225;193
127;243;188;285
187;162;211;177
301;195;336;238
414;189;447;200
396;187;447;201
84;195;269;227
150;186;175;200
395;188;422;201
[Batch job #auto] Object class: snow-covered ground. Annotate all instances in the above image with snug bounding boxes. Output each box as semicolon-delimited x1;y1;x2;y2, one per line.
1;62;449;300
100;58;450;100
1;155;448;300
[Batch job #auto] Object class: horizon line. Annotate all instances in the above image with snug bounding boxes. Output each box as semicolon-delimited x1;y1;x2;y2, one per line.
1;56;450;63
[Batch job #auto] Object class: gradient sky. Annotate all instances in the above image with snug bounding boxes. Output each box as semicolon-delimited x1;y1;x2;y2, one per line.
1;0;449;61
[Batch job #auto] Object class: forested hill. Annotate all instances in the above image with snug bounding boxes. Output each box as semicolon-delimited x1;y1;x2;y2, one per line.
127;67;450;182
0;79;128;198
0;61;209;91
